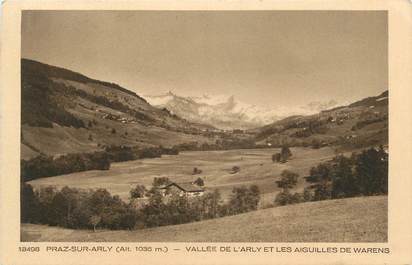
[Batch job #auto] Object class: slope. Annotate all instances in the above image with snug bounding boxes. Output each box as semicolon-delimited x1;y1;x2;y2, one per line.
21;195;387;242
254;90;388;150
21;59;215;159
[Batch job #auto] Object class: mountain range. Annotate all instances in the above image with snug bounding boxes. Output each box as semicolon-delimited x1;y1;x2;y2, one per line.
144;92;341;130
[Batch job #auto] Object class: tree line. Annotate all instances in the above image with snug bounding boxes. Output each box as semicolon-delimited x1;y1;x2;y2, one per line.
21;145;179;182
274;146;388;206
21;179;261;231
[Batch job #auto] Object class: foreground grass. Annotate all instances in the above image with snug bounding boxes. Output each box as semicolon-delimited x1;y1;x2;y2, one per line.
21;195;387;242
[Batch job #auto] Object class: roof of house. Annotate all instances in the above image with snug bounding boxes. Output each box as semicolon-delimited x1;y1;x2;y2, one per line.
160;182;204;192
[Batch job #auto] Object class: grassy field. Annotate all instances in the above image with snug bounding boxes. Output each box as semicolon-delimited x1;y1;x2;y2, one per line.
28;147;338;203
21;195;387;242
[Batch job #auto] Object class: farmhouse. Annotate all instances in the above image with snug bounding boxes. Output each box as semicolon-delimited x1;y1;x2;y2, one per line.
159;182;205;197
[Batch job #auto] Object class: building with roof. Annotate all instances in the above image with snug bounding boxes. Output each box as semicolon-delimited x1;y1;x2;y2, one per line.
159;182;205;197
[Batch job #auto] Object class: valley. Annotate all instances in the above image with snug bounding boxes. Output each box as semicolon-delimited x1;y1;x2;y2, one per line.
27;147;338;203
20;59;389;243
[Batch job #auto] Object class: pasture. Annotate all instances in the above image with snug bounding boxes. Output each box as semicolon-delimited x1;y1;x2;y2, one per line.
28;147;337;203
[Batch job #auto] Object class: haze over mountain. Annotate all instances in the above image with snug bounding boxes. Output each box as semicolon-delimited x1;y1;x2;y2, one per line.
144;92;342;130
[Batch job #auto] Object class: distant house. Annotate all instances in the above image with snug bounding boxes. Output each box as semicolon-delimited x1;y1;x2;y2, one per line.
159;182;205;197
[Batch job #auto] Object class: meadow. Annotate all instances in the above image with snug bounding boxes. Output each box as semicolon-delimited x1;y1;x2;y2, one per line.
28;147;338;204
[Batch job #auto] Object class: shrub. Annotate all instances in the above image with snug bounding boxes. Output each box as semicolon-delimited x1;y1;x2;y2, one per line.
227;185;260;214
281;146;292;159
130;185;147;199
272;153;281;163
276;170;299;190
193;177;204;187
230;166;240;174
192;167;202;175
273;146;292;163
302;187;314;202
274;190;293;206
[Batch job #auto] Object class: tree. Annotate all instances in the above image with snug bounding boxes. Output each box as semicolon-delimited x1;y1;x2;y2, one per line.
272;153;281;163
276;170;299;190
275;190;293;206
272;146;292;163
142;190;168;227
199;189;221;219
148;177;171;194
89;215;101;232
193;177;204;187
111;128;116;134
355;146;388;195
302;187;314;202
228;185;260;214
281;146;292;159
152;177;171;187
192;167;202;175
274;170;299;206
305;163;333;201
330;155;358;198
20;183;41;223
130;185;147;199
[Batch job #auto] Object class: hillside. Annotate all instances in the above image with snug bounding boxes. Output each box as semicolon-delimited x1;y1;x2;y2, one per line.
254;90;388;149
21;59;216;159
21;195;387;242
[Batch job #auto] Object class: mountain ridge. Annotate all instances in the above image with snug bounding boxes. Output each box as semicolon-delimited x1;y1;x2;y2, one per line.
20;59;216;159
254;90;388;149
144;92;342;130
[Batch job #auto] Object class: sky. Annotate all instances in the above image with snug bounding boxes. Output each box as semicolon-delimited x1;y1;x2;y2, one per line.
21;11;387;108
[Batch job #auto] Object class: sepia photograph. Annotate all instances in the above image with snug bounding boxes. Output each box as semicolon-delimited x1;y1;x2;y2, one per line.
19;10;389;243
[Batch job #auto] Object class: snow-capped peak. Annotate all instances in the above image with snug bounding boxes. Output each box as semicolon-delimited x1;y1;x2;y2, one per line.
143;92;341;130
